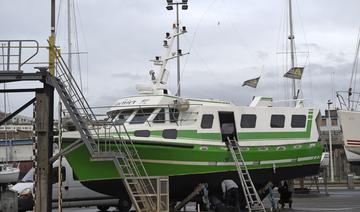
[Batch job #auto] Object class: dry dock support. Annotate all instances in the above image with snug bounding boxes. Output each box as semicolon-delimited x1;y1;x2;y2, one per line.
0;67;55;212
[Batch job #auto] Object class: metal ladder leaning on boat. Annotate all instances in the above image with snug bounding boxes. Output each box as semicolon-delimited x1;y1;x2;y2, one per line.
227;138;266;212
48;47;163;212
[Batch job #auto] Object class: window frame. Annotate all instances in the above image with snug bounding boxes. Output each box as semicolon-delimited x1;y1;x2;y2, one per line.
130;108;155;124
201;114;214;129
270;114;285;128
162;129;177;139
153;108;166;123
134;130;151;137
291;115;307;128
240;114;257;128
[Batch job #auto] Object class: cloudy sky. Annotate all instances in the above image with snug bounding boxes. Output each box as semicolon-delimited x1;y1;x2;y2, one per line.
1;0;360;116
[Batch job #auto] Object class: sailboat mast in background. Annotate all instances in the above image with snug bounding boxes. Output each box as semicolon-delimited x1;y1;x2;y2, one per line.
288;0;296;100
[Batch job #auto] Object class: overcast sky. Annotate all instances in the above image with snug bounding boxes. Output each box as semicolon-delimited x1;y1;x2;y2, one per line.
1;0;360;117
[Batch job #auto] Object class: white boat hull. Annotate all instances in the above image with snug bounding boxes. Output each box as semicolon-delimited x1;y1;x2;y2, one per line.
0;166;20;184
338;110;360;161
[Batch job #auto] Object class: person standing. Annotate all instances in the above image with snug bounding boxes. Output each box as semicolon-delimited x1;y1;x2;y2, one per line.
221;179;240;211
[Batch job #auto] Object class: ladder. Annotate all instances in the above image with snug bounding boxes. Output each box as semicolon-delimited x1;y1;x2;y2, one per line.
49;49;158;212
227;138;265;212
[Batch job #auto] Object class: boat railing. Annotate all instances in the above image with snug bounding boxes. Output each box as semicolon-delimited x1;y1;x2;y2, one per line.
0;40;43;72
336;91;360;111
64;104;199;128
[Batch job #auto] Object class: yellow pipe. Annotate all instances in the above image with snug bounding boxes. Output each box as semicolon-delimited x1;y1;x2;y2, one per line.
48;35;56;76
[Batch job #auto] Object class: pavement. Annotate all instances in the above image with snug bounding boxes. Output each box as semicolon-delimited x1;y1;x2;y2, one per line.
54;188;360;212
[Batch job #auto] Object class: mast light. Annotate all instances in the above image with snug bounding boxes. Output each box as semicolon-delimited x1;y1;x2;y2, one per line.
163;40;168;48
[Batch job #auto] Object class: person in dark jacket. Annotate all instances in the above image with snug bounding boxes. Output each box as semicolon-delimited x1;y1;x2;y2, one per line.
278;181;293;208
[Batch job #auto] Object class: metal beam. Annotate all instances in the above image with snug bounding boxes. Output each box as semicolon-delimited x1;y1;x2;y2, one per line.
0;71;46;83
0;88;42;93
49;139;82;163
34;84;54;212
0;97;36;126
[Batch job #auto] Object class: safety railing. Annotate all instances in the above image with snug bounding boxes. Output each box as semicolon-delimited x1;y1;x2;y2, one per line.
63;105;199;128
336;91;360;111
0;40;40;71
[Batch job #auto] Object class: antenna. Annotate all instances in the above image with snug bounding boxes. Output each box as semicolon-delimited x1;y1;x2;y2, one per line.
165;0;189;97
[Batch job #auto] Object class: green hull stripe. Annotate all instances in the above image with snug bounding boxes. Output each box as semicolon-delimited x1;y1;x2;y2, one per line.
63;141;322;181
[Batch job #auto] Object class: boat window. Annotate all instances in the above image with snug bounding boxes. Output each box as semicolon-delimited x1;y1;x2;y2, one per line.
130;108;155;124
73;171;79;181
291;115;306;128
201;114;214;129
270;114;285;128
162;129;177;139
51;167;66;184
153;108;166;123
240;114;257;128
114;109;134;124
170;108;179;123
134;130;150;137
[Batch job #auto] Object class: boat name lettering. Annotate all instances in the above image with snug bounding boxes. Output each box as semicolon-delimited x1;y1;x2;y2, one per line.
117;99;150;105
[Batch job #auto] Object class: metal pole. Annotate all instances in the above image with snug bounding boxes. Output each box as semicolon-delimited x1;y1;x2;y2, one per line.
49;0;56;76
288;0;296;100
176;3;181;97
57;101;63;212
327;101;334;182
67;0;72;74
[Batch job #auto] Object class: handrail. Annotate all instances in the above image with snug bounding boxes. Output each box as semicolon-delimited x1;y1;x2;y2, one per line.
0;40;39;71
336;90;360;111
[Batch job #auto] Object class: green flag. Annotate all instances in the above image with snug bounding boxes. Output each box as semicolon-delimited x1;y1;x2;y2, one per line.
284;67;304;79
242;77;260;88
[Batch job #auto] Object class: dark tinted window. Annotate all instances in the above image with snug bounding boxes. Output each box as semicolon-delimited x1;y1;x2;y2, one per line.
114;109;134;124
153;108;165;123
51;167;66;184
240;114;257;128
130;108;154;124
73;171;79;181
271;115;285;128
201;114;214;129
170;108;179;123
134;130;150;137
291;115;306;128
162;129;177;139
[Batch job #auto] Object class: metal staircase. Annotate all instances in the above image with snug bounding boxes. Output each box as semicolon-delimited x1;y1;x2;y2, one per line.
227;138;265;212
50;49;159;212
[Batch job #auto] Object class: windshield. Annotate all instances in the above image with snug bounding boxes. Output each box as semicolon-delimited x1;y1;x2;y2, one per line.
21;168;34;182
113;110;134;124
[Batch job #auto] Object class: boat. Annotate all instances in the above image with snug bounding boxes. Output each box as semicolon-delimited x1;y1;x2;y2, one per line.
337;29;360;163
61;2;322;208
0;84;20;184
0;163;20;184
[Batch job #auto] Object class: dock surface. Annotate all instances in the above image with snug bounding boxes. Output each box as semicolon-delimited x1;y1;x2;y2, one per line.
53;187;360;212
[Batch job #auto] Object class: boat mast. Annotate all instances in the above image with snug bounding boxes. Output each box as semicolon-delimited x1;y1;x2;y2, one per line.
288;0;296;100
348;30;360;109
3;84;8;164
165;0;189;97
67;0;72;73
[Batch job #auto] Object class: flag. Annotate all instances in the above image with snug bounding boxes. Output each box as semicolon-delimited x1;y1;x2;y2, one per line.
242;77;260;88
284;67;304;79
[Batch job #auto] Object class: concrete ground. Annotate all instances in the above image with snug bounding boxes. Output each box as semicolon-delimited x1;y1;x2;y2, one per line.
55;187;360;212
